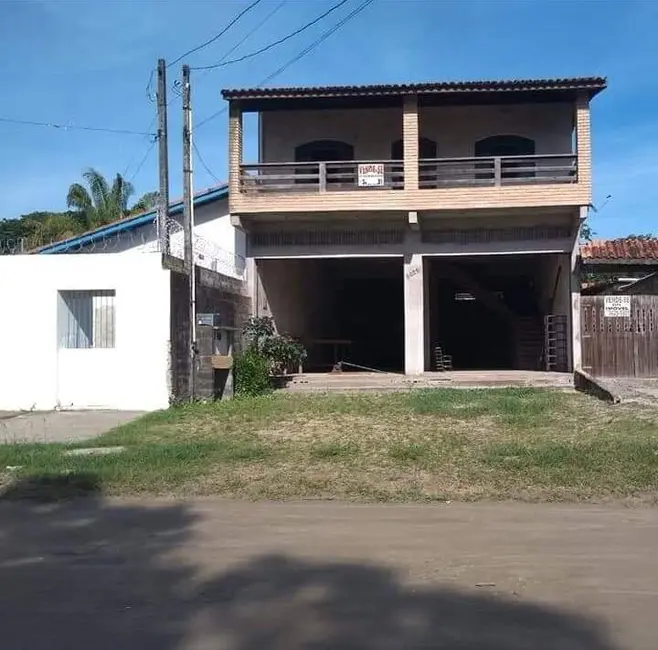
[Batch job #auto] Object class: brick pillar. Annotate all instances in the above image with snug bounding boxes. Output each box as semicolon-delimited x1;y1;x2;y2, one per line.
575;94;591;203
404;252;425;375
403;95;419;192
228;101;243;208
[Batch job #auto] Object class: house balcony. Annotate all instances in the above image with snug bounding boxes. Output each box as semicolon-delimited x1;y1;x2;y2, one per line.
232;153;586;216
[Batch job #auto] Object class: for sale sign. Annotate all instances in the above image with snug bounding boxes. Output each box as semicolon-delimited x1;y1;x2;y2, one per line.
358;163;385;187
604;295;631;318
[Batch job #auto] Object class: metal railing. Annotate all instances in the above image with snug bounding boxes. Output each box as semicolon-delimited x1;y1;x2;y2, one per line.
418;154;578;188
240;160;404;193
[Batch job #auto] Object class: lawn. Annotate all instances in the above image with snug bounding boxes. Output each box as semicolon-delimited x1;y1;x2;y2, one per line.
1;388;657;502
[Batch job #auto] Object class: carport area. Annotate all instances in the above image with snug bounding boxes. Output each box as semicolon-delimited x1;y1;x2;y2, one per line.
426;253;572;371
256;258;404;372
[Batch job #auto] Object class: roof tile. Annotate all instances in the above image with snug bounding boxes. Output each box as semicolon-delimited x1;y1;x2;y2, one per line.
581;238;658;261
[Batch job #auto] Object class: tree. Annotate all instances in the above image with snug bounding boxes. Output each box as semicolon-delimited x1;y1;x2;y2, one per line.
66;168;156;229
130;191;159;215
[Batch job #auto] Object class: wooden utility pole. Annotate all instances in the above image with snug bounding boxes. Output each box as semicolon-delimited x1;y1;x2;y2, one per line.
182;64;197;400
156;58;170;255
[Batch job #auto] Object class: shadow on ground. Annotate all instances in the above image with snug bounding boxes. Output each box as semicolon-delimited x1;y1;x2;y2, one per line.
0;476;619;650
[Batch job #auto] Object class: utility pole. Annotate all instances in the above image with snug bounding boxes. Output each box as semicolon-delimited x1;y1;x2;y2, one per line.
156;58;170;256
182;64;196;401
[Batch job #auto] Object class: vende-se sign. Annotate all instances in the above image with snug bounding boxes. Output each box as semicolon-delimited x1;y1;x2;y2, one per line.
358;163;385;187
604;295;631;318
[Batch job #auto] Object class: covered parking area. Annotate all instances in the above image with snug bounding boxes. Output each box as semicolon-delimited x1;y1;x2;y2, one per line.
255;257;404;372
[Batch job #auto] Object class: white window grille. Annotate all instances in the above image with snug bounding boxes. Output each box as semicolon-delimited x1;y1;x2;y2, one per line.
58;290;116;349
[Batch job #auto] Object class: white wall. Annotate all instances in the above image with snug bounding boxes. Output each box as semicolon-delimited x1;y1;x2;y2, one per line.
68;197;247;280
260;102;574;162
0;254;171;411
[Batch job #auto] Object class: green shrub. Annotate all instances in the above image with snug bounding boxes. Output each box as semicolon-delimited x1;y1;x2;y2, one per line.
242;316;307;375
234;351;271;397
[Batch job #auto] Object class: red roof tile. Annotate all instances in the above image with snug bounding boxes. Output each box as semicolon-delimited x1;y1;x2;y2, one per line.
581;238;658;262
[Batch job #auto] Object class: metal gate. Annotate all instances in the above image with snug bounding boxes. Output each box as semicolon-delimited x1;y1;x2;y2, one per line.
582;295;658;377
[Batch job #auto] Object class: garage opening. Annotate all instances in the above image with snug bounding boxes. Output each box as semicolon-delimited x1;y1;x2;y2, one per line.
426;254;570;371
257;258;404;372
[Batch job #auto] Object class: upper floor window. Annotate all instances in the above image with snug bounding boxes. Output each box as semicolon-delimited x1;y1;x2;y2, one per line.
474;135;536;180
390;138;437;160
295;140;354;163
294;140;355;187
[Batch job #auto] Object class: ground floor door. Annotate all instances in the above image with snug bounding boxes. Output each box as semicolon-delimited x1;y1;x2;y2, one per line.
582;295;658;377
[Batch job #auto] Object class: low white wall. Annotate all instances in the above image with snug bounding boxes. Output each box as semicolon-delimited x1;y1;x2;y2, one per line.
0;253;171;411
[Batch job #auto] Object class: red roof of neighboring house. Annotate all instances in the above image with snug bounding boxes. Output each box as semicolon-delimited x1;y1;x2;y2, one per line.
581;238;658;262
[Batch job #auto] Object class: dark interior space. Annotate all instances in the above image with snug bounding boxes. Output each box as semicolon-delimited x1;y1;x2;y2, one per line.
310;258;403;372
260;257;404;372
428;256;546;371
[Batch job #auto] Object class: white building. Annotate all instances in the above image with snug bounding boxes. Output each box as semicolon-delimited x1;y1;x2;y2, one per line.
0;185;248;412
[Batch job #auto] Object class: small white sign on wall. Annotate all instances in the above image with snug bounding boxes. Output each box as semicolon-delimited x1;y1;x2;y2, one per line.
358;163;385;187
604;295;631;318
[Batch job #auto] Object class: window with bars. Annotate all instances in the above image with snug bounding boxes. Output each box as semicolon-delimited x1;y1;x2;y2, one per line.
58;290;116;349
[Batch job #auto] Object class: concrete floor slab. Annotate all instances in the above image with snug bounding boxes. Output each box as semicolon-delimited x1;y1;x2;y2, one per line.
0;410;145;444
0;499;655;649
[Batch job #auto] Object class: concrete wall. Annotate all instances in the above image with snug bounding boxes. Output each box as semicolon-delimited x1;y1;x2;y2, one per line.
255;259;327;338
169;262;251;402
0;253;171;411
260;103;574;163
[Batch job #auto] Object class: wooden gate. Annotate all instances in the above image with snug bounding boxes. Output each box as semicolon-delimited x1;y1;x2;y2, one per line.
582;295;658;377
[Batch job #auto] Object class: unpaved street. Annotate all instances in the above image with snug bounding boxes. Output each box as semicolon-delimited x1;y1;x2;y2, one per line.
0;499;657;649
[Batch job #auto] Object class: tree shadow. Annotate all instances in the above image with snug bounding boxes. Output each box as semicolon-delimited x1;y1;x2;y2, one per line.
0;491;621;650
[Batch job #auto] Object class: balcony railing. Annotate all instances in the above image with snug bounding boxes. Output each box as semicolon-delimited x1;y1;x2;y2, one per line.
240;160;403;194
239;154;577;195
418;154;577;188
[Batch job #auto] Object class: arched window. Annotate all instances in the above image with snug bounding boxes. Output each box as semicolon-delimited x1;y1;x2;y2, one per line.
390;137;437;161
294;140;354;187
295;140;354;163
474;135;536;180
390;138;438;188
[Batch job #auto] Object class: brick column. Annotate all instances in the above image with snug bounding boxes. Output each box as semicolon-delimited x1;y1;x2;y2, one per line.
403;95;419;192
575;94;591;203
404;252;425;375
228;101;243;210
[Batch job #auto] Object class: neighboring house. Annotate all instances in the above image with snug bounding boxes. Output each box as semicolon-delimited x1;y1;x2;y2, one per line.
223;76;606;374
580;237;658;377
0;185;248;411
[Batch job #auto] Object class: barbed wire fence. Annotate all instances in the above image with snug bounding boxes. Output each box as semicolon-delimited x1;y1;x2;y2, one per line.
0;217;245;279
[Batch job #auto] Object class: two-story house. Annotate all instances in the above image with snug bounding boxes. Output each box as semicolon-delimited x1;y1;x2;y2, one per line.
223;77;606;375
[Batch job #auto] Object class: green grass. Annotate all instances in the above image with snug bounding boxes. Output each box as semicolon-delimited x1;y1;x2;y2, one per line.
1;389;657;502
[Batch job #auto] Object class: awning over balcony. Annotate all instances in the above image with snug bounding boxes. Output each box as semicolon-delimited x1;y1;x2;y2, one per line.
222;77;607;111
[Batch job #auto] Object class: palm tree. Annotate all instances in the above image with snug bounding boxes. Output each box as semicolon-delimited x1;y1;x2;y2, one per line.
66;169;157;229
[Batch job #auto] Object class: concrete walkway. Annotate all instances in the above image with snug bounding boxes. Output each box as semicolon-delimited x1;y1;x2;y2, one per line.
0;499;655;649
286;370;574;392
0;410;144;443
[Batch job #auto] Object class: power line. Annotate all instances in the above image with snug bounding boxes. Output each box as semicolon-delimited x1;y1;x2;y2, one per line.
193;141;222;184
168;0;263;68
196;0;375;131
260;0;375;86
128;138;158;183
191;0;350;71
0;116;156;137
197;0;287;81
122;115;158;178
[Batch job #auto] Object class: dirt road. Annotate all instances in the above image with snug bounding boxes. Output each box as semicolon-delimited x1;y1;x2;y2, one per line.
0;499;656;649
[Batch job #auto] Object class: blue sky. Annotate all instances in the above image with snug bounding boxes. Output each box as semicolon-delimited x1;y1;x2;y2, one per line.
0;0;656;237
